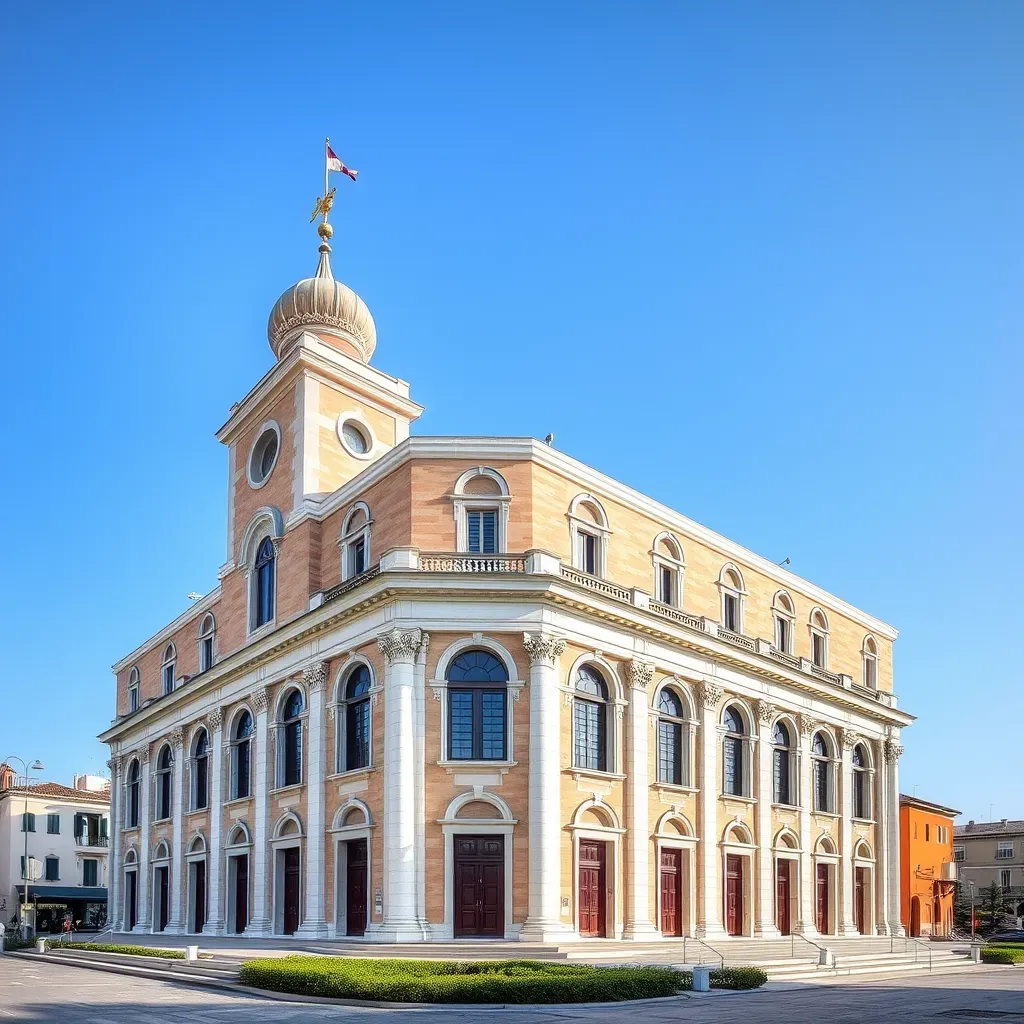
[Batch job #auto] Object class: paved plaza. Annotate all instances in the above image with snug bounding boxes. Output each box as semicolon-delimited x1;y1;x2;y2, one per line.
1;959;1023;1023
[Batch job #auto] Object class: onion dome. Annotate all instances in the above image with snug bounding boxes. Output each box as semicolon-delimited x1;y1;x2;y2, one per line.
267;222;377;363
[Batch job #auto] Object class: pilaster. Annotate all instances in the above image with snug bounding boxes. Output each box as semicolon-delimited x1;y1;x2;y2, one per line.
884;737;905;936
838;730;858;935
166;728;186;933
298;661;329;938
696;681;726;939
206;710;225;934
247;686;272;935
874;737;890;935
133;748;152;932
754;701;781;937
107;755;122;932
795;714;818;936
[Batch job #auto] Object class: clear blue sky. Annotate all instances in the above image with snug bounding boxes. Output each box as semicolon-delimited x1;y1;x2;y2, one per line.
1;3;1020;820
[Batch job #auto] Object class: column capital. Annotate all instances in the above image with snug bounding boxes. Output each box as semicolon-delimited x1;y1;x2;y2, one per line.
841;728;860;752
627;659;655;691
797;713;816;739
883;740;904;763
523;632;566;666
138;745;151;765
302;660;330;691
377;627;424;664
168;727;185;749
107;755;123;774
756;700;777;724
207;708;223;731
252;685;271;715
696;681;723;711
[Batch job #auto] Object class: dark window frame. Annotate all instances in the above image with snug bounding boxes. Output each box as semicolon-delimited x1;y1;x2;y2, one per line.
446;651;508;762
254;536;276;629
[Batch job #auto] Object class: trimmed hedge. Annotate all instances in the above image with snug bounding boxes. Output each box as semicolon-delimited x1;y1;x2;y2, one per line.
980;947;1024;965
240;957;687;1003
710;966;769;990
54;942;187;959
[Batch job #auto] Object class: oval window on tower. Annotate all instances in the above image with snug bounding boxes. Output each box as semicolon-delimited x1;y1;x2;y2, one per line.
338;416;373;458
247;423;280;488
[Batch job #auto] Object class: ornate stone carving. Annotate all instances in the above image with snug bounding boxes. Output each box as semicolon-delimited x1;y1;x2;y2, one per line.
523;632;567;665
628;660;655;691
695;681;723;710
302;660;330;691
207;708;223;731
797;713;815;738
169;728;184;749
107;755;122;774
252;687;270;715
138;746;151;765
756;700;777;723
417;631;431;660
431;686;444;702
377;627;423;664
884;740;904;763
842;729;859;751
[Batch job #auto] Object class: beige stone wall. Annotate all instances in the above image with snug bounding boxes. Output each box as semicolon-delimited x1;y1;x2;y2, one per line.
317;382;400;495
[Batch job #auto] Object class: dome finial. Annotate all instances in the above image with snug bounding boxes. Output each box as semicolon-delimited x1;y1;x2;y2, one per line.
315;221;334;281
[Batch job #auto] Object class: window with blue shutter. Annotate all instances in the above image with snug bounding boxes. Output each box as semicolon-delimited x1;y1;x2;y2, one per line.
467;510;498;554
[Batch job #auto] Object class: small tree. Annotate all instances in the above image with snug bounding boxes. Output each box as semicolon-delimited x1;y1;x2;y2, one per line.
979;882;1012;931
953;882;974;932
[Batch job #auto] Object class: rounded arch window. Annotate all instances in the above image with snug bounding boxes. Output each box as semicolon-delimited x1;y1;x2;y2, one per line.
447;650;508;761
339;664;373;772
772;720;795;805
279;689;304;788
126;759;141;828
198;614;216;672
863;636;878;689
231;710;253;800
154;746;173;820
161;644;176;696
656;687;688;786
573;666;609;772
852;742;871;819
191;729;210;811
253;536;276;629
812;731;834;813
248;426;280;487
722;704;748;797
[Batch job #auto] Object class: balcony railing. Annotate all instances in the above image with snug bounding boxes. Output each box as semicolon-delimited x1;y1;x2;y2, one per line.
559;565;632;603
75;835;108;848
420;554;526;573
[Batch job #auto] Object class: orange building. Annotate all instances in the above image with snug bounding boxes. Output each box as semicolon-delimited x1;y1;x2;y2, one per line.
900;795;960;937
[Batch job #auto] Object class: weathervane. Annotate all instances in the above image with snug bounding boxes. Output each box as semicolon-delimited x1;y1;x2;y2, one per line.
310;138;358;234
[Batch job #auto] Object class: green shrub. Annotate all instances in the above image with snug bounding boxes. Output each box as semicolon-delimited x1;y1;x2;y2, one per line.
239;957;687;1003
710;966;769;990
56;942;186;959
2;936;34;951
980;947;1024;965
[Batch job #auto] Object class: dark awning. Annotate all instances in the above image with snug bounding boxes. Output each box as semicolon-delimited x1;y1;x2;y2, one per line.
23;886;106;901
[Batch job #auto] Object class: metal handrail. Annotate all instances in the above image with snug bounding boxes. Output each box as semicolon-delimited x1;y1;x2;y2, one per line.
905;935;932;971
791;930;826;959
682;935;725;968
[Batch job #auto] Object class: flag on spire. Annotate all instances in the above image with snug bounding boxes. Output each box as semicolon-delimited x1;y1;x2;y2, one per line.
327;143;358;182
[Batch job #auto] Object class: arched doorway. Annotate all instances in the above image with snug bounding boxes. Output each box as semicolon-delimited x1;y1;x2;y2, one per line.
910;895;921;937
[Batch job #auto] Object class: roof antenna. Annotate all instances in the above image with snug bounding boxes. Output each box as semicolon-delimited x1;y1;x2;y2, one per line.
777;557;791;567
543;433;555;446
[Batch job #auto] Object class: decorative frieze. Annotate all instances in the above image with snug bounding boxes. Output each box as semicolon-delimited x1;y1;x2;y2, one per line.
695;681;723;710
627;660;655;691
523;632;567;666
377;627;424;664
302;660;330;691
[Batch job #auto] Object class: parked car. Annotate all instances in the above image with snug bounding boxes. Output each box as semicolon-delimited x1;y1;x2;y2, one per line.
987;930;1024;943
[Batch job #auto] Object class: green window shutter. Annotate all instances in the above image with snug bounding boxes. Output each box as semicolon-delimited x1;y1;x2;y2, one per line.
100;816;108;839
20;855;25;878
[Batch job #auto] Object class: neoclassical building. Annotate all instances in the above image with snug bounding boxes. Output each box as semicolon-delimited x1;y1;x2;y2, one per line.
102;216;911;944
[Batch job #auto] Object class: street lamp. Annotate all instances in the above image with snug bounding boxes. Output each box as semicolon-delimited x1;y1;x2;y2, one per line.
2;755;45;939
968;878;977;942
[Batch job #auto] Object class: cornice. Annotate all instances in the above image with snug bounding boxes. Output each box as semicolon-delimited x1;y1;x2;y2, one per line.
111;587;222;674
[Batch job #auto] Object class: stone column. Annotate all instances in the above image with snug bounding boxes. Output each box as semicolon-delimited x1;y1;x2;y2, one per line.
873;737;890;935
622;659;658;939
299;661;329;938
247;686;272;935
796;715;817;935
414;634;430;933
133;748;152;931
838;730;858;935
520;632;572;942
696;681;726;939
755;702;781;937
166;728;186;933
372;627;427;940
884;737;905;936
206;709;225;934
106;755;122;932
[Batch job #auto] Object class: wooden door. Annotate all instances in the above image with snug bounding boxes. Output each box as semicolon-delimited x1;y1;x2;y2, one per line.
453;836;505;937
910;896;921;937
233;855;248;934
659;848;683;936
282;848;300;935
126;871;137;930
854;866;867;934
578;841;607;938
776;860;791;936
815;863;829;934
156;866;169;931
192;860;206;933
725;854;743;936
346;839;368;936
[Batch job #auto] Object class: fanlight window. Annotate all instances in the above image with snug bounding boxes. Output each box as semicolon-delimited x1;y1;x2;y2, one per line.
772;720;794;805
161;644;176;696
573;666;609;772
154;746;173;820
338;665;373;772
812;731;834;812
810;609;829;668
656;688;688;786
198;614;216;672
447;651;508;761
852;743;871;819
773;592;795;653
719;566;744;634
279;690;304;787
127;667;140;713
722;705;748;796
863;636;878;690
253;537;276;629
231;710;253;800
191;729;209;811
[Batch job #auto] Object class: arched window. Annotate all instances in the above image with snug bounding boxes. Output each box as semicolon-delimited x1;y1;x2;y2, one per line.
126;760;140;828
722;705;749;796
253;537;276;629
447;650;508;761
198;615;216;672
231;710;253;800
279;689;304;788
652;533;685;608
340;504;372;579
191;729;209;811
161;645;176;696
573;665;609;772
772;721;795;805
452;468;511;554
656;688;688;785
812;731;834;813
718;566;745;634
154;746;173;820
862;636;878;690
338;665;373;771
810;609;829;668
127;666;141;713
773;592;795;654
568;495;609;577
852;743;872;819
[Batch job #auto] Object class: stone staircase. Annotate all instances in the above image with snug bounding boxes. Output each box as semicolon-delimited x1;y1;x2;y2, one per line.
30;947;245;989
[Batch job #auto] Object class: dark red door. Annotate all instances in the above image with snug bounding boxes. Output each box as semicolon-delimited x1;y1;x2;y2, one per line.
453;836;505;937
233;855;248;933
578;841;606;938
156;866;169;931
283;848;300;935
660;848;683;936
776;860;791;936
854;867;867;934
725;855;743;936
126;871;137;930
192;860;206;933
346;839;368;936
815;863;829;934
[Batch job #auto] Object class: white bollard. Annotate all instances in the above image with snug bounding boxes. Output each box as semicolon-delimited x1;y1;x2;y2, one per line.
970;946;981;962
35;938;47;954
692;965;711;992
185;945;199;962
818;947;834;967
